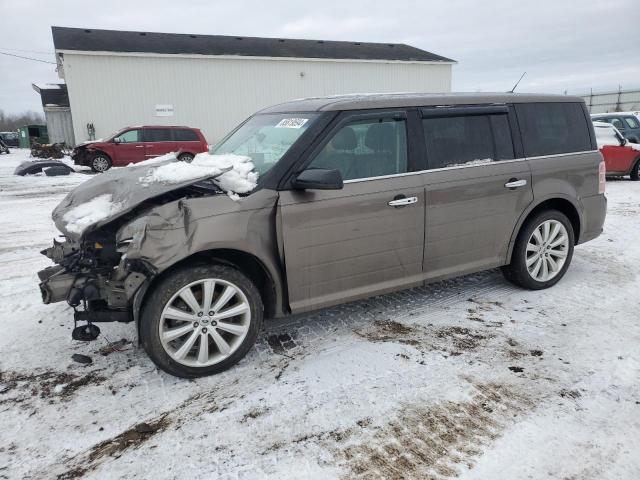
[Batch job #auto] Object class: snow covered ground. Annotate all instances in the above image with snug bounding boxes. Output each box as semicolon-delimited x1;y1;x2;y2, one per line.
0;148;638;479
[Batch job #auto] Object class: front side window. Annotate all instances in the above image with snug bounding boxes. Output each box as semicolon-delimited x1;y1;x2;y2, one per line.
309;117;408;181
115;129;141;143
422;114;513;169
515;103;592;157
624;116;639;129
213;113;320;176
610;118;625;130
144;128;173;142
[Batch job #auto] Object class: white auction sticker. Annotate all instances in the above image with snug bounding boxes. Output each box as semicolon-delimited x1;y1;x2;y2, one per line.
275;118;309;129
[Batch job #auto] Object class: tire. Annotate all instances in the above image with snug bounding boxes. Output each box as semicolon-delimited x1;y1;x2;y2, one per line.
178;153;194;163
140;264;263;378
630;159;640;181
90;153;112;172
502;210;575;290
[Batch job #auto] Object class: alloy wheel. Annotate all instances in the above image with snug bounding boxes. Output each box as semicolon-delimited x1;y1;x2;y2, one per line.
159;278;251;367
525;219;569;282
93;156;110;172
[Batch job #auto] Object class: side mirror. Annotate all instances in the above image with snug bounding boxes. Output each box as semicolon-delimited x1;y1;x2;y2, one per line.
292;168;343;190
113;137;121;144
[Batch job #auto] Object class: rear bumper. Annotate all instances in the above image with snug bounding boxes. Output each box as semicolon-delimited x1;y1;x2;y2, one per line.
579;194;607;244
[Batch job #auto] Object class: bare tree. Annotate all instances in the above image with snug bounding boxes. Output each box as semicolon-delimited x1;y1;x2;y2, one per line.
0;109;45;131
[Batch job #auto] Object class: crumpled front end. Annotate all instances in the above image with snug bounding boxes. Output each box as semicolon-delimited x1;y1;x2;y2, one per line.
38;234;150;324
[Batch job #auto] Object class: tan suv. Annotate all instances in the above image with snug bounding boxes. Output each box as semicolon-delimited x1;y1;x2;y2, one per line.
38;93;607;378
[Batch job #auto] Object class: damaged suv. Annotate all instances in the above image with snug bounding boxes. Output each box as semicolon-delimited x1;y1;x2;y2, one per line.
39;93;607;378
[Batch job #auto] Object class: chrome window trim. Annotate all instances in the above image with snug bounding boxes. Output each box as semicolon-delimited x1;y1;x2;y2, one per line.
342;150;600;184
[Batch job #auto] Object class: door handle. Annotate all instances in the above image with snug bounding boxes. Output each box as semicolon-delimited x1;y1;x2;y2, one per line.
504;179;527;189
388;196;418;207
135;145;144;148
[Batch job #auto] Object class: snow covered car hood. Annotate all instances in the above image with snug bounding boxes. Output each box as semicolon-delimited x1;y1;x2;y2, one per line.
52;153;258;240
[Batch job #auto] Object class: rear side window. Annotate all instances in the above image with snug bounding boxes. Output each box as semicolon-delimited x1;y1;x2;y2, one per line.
624;117;639;129
144;128;173;142
174;129;199;141
422;114;514;169
515;103;592;157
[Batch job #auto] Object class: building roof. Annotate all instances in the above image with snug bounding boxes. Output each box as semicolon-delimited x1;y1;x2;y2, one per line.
31;83;69;108
51;26;455;63
259;92;586;113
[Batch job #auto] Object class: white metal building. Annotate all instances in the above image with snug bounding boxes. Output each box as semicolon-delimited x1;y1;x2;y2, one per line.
51;26;454;145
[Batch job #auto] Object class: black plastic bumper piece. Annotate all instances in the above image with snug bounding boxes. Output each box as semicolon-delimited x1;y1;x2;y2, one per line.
74;309;133;323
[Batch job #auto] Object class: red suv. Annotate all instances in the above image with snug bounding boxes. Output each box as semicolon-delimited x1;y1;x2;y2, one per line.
72;126;208;172
593;121;640;180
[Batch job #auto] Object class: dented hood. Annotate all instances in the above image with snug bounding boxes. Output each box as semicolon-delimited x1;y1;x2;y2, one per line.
52;157;228;240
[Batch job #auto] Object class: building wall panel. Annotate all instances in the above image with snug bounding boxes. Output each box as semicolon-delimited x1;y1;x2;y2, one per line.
62;53;452;144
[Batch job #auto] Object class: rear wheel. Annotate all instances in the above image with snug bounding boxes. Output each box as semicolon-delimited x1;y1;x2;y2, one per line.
140;264;263;378
630;159;640;181
502;210;574;290
90;153;112;172
178;153;194;163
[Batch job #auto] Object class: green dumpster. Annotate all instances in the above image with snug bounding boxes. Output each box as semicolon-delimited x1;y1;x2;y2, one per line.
18;124;49;148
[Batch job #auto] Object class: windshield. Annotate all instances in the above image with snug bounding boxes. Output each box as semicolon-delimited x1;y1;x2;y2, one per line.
212;113;320;176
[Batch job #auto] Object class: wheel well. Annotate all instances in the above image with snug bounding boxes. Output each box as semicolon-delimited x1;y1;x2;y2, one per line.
522;199;581;244
89;150;111;161
141;249;277;319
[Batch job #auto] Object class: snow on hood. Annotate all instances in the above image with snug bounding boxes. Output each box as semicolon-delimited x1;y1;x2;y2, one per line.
52;152;257;239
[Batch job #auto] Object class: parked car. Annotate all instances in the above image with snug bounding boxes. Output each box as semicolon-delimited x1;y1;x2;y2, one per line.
0;137;10;154
593;121;640;180
0;131;19;147
38;93;606;378
71;126;208;172
591;113;640;143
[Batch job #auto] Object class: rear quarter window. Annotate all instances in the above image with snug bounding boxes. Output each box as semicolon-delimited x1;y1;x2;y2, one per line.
515;103;592;157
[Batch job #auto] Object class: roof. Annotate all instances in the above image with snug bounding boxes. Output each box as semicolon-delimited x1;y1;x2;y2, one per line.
258;92;587;113
31;83;69;108
51;26;455;63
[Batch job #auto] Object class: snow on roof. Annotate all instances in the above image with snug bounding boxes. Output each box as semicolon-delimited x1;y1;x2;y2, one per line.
51;26;455;63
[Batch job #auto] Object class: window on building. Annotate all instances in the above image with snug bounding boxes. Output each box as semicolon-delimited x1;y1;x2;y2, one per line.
115;129;141;143
422;114;513;169
144;128;173;142
309;117;408;181
515;103;592;157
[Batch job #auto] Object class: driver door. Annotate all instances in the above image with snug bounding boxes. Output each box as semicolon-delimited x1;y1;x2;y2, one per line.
113;129;145;165
278;111;426;313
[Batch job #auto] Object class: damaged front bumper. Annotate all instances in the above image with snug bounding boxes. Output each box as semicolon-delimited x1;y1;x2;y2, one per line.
38;238;149;324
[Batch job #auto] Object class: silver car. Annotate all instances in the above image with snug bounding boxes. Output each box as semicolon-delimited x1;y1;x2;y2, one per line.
38;93;607;378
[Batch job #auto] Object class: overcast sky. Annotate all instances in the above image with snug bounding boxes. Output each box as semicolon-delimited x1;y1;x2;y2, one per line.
1;0;639;114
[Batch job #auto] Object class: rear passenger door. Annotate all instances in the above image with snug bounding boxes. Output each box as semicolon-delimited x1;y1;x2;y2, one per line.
278;111;426;312
143;128;177;158
421;106;533;280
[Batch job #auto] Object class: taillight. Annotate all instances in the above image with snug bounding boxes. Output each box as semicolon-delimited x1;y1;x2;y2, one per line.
598;161;606;194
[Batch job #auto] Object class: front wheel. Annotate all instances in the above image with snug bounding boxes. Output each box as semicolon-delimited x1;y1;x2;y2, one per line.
140;264;263;378
90;153;112;172
502;210;575;290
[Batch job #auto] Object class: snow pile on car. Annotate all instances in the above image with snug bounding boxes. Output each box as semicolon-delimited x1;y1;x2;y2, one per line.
62;194;125;234
140;152;258;199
